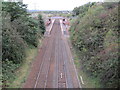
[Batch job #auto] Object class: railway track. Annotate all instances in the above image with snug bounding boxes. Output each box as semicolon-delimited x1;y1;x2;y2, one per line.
23;19;81;88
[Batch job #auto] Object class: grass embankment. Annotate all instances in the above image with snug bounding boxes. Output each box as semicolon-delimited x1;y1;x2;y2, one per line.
9;47;37;88
70;2;119;88
10;40;42;88
9;40;42;88
72;46;101;88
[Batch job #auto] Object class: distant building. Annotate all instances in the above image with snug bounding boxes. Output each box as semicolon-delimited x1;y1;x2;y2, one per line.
5;0;23;2
30;12;41;18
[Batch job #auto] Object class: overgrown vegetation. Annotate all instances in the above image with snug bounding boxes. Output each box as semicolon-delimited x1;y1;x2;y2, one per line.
2;2;45;87
70;2;119;88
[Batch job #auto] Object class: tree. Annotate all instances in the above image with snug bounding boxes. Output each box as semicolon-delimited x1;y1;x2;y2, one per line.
2;2;41;87
2;2;27;21
72;2;95;16
2;2;39;47
38;14;45;34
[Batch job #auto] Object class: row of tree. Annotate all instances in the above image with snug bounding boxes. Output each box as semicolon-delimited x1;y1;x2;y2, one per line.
2;2;45;87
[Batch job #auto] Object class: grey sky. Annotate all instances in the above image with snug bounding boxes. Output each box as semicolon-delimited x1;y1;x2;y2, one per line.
23;0;103;10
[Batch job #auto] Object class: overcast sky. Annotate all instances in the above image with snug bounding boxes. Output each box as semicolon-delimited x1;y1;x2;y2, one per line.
23;0;103;10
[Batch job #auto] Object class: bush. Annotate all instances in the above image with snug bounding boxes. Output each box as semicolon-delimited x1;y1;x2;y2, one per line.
2;60;20;86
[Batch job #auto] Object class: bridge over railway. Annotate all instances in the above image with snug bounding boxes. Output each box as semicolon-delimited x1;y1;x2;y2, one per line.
23;18;82;88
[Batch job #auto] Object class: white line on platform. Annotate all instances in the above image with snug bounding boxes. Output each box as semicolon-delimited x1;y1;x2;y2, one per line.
49;19;55;34
59;20;64;35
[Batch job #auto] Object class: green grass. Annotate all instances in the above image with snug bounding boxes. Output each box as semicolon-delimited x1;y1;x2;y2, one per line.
9;47;37;88
9;39;42;88
71;46;101;88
